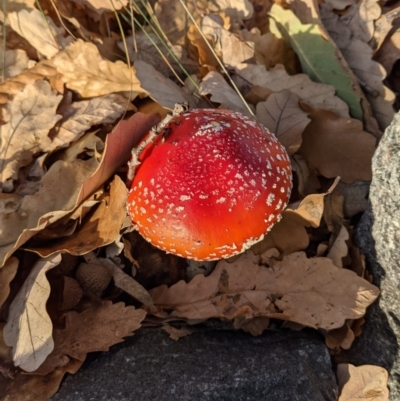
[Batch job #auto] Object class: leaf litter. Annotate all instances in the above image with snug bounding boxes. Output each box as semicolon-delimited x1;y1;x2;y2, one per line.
0;0;396;398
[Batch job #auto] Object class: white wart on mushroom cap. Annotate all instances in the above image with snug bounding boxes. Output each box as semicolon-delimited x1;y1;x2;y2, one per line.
127;108;292;261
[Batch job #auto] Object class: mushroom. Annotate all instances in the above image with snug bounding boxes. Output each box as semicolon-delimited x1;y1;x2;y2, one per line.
127;107;292;261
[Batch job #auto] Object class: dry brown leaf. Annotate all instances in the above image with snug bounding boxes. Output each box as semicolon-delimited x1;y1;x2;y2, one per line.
320;4;394;130
0;158;98;268
327;225;349;268
339;0;381;43
27;175;127;257
0;80;62;192
7;9;71;58
256;90;310;155
0;358;83;401
202;15;255;68
240;29;296;72
3;254;61;372
51;40;147;98
120;33;197;79
299;108;376;183
337;364;389;401
234;316;270;335
199;71;253;116
0;48;32;78
162;324;194;341
215;0;254;20
149;251;379;331
371;6;400;52
375;30;400;76
0;257;18;309
325;322;355;350
236;63;350;117
50;94;129;150
323;0;355;10
251;192;326;255
35;301;146;375
134;60;195;110
290;154;321;196
71;0;127;13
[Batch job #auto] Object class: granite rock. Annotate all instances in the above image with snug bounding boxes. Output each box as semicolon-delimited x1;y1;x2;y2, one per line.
52;328;338;401
349;112;400;400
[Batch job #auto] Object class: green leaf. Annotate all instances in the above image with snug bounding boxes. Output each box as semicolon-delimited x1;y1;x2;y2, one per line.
269;4;363;121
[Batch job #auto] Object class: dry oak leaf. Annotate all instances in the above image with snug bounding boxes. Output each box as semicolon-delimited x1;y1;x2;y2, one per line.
325;321;355;350
0;80;62;192
299;108;376;183
149;251;379;331
327;224;350;268
71;0;127;13
0;158;98;268
0;48;32;79
215;0;254;20
35;301;146;375
3;254;62;372
0;354;83;401
7;9;71;58
134;60;195;110
199;71;254;117
337;364;389;401
256;89;310;155
252;191;326;256
235;63;350;117
27;175;128;257
50;94;129;150
51;40;148;98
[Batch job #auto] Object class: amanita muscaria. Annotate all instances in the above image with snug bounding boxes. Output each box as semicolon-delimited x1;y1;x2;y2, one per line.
127;105;292;261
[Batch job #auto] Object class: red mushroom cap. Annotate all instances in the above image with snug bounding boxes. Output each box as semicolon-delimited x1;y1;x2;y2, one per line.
127;108;292;261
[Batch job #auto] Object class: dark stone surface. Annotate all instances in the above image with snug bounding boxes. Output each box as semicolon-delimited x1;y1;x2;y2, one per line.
52;328;338;401
349;112;400;400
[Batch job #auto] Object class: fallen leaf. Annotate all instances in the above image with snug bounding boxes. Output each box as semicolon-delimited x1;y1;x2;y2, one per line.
50;94;130;150
215;0;254;20
240;28;296;72
149;251;380;331
134;60;195;110
0;257;18;309
0;48;31;78
235;63;350;117
199;70;253;116
320;4;395;129
51;39;147;98
0;357;83;401
71;0;127;13
7;9;64;58
339;0;380;43
234;316;270;335
35;301;146;375
0;80;62;191
162;324;194;341
269;4;361;119
325;322;355;350
337;364;389;401
375;30;400;76
370;6;400;52
202;14;255;68
256;89;310;155
327;224;349;268
0;158;98;268
299;108;376;183
290;153;321;196
3;254;61;372
27;175;128;257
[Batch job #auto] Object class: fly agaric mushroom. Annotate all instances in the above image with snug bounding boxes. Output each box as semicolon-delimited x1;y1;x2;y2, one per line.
127;106;292;261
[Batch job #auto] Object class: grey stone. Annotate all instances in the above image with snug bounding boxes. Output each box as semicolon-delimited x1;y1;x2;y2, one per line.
52;328;338;401
349;112;400;400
